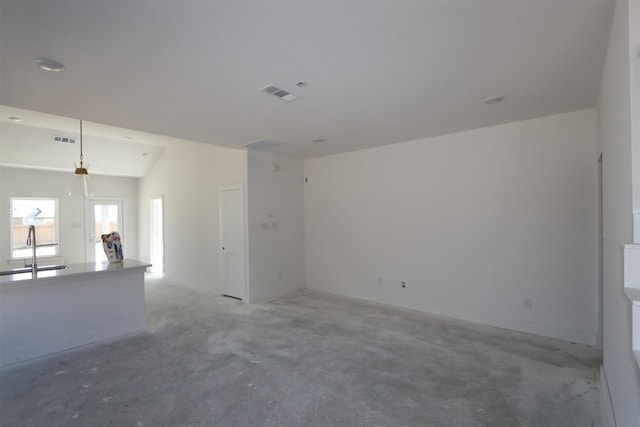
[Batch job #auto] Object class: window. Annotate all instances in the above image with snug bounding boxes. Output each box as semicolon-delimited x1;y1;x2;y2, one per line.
11;198;59;259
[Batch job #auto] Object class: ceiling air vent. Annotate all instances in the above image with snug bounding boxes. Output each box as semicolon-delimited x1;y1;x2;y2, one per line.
52;135;76;144
259;84;299;102
241;139;281;150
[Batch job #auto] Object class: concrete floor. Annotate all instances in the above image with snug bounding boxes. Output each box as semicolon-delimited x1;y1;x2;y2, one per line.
1;276;603;427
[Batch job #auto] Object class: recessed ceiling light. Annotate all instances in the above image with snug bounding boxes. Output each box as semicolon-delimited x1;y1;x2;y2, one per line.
8;116;21;122
484;95;505;105
35;57;65;72
123;136;133;140
296;81;310;88
312;138;325;144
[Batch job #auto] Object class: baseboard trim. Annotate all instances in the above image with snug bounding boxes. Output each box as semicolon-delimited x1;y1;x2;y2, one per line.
600;365;617;427
305;283;598;345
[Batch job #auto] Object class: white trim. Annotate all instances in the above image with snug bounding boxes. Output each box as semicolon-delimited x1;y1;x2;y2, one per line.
149;195;164;274
624;287;640;369
600;365;617;427
624;244;640;289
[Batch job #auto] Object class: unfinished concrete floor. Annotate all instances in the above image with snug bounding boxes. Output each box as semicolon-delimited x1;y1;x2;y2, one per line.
1;276;603;427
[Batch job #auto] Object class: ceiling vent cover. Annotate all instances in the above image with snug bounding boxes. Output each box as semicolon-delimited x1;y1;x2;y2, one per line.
241;139;282;150
52;135;76;144
259;84;299;102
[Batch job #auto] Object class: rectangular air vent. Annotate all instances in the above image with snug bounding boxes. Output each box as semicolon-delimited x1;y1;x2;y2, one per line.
241;139;282;150
259;84;299;102
52;135;76;144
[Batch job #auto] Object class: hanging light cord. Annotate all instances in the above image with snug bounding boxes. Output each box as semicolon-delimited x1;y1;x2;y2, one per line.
74;120;88;175
79;120;84;168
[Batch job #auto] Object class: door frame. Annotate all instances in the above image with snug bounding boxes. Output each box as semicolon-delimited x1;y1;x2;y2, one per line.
86;198;124;263
219;184;248;300
149;195;165;274
597;153;604;349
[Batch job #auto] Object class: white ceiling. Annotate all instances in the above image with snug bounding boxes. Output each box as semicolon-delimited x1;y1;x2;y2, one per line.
0;106;171;177
0;0;615;164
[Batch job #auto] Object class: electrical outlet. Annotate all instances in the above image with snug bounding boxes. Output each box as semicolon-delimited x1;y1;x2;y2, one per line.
523;298;532;309
401;281;406;288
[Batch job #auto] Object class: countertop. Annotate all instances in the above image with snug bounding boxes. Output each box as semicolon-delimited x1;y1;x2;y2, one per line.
0;259;151;285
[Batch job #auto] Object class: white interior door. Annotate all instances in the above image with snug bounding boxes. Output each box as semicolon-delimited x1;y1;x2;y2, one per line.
87;199;124;263
220;185;246;300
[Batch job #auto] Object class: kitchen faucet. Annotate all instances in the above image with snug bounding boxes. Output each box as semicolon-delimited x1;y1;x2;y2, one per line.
26;225;37;275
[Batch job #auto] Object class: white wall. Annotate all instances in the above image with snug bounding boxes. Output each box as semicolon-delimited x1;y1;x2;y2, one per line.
598;0;640;425
631;0;640;211
247;150;304;303
305;109;599;345
629;0;640;210
0;167;138;267
138;140;246;293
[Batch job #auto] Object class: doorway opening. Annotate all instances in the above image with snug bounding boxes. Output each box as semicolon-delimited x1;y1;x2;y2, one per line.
150;196;165;274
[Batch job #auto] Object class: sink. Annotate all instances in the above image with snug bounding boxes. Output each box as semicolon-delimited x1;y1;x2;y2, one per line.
0;265;68;276
37;265;69;272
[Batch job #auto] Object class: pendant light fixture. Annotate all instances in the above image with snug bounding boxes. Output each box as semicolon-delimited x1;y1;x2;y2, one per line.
68;120;92;197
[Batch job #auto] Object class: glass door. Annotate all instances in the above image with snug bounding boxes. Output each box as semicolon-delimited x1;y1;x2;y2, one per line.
87;199;123;263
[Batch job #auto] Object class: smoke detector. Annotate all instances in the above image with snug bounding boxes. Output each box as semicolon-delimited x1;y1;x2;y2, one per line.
259;84;299;102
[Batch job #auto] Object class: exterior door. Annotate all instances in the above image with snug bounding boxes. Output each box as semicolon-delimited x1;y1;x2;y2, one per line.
87;199;124;263
220;184;246;300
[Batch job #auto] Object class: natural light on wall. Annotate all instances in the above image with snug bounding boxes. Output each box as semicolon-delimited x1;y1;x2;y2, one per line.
10;198;59;258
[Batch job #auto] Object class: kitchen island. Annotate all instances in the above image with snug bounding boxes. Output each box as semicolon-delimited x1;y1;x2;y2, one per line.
0;259;150;367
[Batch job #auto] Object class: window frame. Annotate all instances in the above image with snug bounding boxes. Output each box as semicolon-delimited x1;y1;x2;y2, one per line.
10;197;60;260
